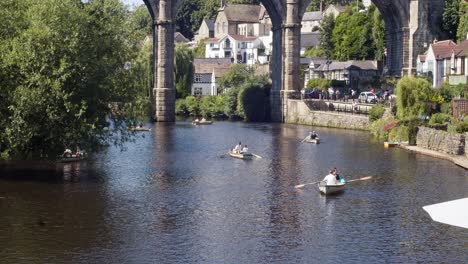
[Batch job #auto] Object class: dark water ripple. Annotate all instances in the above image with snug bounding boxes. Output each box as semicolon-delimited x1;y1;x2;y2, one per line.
0;122;467;264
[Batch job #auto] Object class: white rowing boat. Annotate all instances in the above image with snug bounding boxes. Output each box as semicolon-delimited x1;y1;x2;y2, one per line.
129;127;151;131
318;181;345;195
192;121;213;125
304;137;320;144
229;151;253;160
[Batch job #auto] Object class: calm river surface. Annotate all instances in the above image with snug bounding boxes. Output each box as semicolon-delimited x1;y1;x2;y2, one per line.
0;122;467;263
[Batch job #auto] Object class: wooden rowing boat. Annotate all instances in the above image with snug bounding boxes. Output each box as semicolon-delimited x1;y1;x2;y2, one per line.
129;127;151;131
229;151;253;160
192;121;213;125
58;155;86;163
318;181;345;195
304;137;320;144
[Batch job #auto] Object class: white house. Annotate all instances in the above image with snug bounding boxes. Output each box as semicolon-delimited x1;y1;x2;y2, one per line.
417;40;468;87
192;58;232;96
301;11;322;32
205;34;264;65
194;19;215;43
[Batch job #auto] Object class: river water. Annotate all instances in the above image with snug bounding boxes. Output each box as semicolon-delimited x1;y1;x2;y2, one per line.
0;122;467;263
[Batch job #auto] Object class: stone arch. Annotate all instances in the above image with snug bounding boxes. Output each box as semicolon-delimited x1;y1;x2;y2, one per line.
372;0;445;76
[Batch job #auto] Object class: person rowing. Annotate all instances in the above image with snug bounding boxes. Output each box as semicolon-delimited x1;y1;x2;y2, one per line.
233;142;242;154
309;130;318;139
323;168;338;185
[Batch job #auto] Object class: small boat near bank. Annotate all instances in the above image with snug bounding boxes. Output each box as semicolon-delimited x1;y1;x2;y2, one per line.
318;181;345;195
58;155;86;163
192;120;213;125
304;137;320;144
128;126;151;132
229;151;253;160
384;141;398;148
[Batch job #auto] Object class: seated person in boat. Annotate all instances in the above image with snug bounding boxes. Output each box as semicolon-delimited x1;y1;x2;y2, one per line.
241;144;249;153
233;142;242;153
194;118;200;123
333;167;344;182
323;169;338;185
201;117;206;122
310;131;318;139
63;148;73;158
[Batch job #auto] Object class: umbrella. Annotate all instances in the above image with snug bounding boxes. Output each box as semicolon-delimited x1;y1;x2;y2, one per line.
423;198;468;229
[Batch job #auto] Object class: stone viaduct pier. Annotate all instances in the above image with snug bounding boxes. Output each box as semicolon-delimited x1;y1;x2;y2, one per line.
143;0;446;122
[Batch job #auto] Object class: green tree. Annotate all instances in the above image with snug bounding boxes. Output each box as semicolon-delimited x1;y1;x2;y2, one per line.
319;14;335;59
396;77;433;120
443;0;460;41
194;38;207;58
174;44;194;98
457;0;468;42
0;0;141;159
237;80;270;121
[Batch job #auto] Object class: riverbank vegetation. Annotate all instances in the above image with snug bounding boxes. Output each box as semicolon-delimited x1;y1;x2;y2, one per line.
0;0;152;159
370;76;468;144
176;65;270;121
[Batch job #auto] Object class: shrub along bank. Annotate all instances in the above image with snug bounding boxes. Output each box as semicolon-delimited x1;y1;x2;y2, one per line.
176;65;271;121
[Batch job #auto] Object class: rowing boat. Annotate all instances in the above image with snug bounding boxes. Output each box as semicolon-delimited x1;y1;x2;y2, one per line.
318;181;345;195
192;121;213;125
129;127;151;131
229;151;253;160
304;137;320;144
58;155;86;163
384;141;398;148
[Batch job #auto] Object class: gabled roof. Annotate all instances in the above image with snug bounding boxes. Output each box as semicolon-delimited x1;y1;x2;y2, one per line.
206;34;257;43
303;11;323;21
301;32;321;48
194;58;233;76
316;60;377;71
431;40;457;59
204;19;215;31
174;32;189;43
455;39;468;57
258;5;269;20
222;4;262;23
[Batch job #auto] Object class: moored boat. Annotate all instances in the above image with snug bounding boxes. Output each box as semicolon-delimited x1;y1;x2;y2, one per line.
129;127;151;131
58;155;86;163
229;151;253;160
304;137;320;144
318;181;345;195
384;141;398;148
192;121;213;125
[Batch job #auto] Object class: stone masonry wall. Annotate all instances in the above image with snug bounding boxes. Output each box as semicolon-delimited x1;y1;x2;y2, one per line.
416;126;465;155
285;100;370;130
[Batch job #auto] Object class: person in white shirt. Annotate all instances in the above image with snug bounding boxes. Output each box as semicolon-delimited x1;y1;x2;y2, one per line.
241;145;249;153
323;169;338;185
201;117;206;122
233;142;242;153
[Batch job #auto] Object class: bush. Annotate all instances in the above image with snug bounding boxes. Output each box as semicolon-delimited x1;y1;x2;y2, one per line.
369;104;385;122
429;113;451;125
396;77;432;120
440;102;452;115
175;99;189;116
199;96;225;118
306;78;330;89
238;81;269;122
456;122;468;133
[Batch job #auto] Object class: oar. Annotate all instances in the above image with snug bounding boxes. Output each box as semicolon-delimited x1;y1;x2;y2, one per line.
301;136;309;142
293;176;373;189
252;153;262;159
346;176;373;183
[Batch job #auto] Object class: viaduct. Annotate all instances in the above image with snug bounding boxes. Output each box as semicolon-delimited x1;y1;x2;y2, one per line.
142;0;446;122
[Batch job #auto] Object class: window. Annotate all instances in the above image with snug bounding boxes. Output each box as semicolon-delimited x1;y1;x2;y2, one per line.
194;74;201;83
210;43;214;48
194;87;203;96
248;53;254;59
224;39;231;49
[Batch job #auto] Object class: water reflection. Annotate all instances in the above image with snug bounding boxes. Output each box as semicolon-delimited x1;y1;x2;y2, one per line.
0;122;467;263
